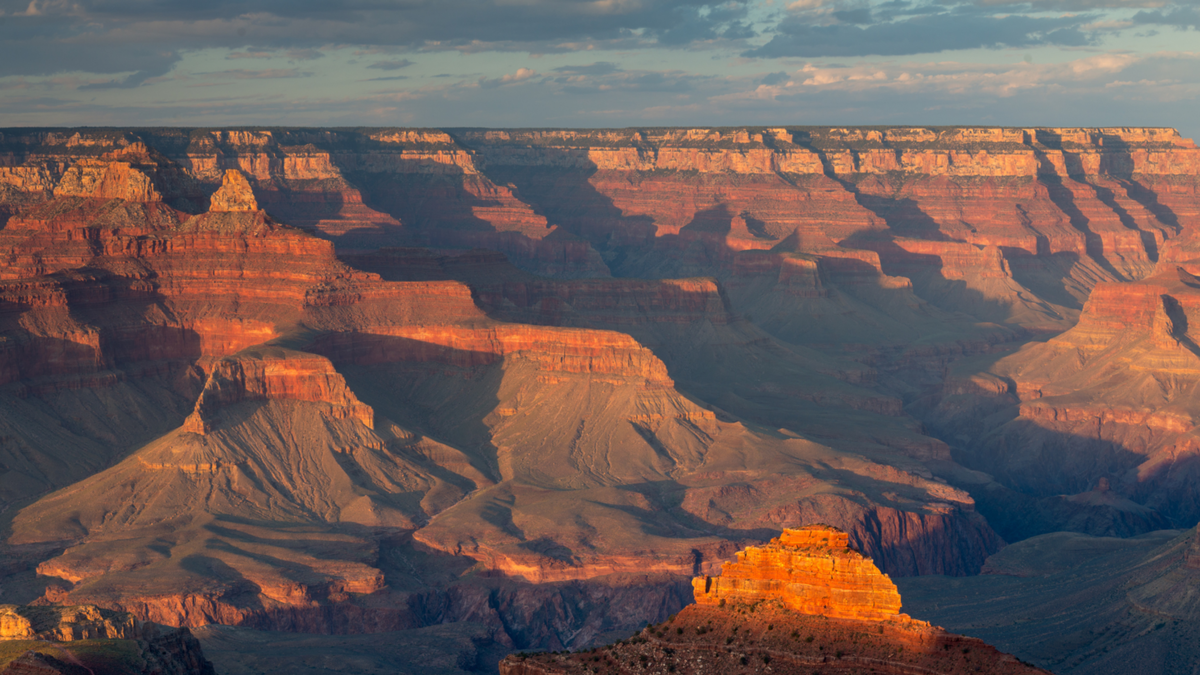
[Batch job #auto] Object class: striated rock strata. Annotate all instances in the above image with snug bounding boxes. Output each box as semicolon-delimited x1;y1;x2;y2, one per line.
692;525;908;622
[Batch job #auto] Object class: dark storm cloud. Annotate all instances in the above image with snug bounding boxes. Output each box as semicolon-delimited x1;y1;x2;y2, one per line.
655;1;754;45
0;0;756;80
747;5;1095;58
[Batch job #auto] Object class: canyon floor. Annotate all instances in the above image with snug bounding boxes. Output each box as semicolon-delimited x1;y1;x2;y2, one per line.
2;125;1200;673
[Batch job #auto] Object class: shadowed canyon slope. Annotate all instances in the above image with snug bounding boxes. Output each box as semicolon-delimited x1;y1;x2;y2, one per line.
898;524;1200;674
1;126;1199;671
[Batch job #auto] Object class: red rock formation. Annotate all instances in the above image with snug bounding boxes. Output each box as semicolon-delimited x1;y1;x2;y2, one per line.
692;525;909;622
311;324;673;387
206;169;257;212
181;350;375;434
501;526;1048;675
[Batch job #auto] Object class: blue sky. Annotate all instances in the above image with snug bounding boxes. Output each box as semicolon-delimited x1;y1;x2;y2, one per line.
1;0;1197;139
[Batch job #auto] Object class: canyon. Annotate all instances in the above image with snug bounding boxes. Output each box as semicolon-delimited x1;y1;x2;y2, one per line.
0;125;1198;673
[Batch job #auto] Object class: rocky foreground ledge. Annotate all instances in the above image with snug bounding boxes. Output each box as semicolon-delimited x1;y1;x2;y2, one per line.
501;526;1049;675
0;604;214;675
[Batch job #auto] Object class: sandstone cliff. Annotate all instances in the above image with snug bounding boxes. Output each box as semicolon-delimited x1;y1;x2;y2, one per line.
692;525;908;622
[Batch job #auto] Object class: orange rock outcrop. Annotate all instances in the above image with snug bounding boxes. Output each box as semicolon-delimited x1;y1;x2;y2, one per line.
692;525;910;622
0;604;138;641
207;169;258;212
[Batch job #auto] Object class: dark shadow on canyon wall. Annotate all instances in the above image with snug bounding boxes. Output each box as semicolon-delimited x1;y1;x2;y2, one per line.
1036;129;1183;269
461;140;1030;334
912;347;1199;542
306;332;505;485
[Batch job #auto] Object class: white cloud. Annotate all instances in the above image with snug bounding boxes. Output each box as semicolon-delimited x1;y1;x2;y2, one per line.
502;67;539;82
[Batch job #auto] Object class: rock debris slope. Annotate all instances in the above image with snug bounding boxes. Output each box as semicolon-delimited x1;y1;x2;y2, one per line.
0;126;1197;666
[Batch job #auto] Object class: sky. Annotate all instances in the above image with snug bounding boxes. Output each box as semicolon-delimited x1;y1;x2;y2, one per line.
0;0;1197;139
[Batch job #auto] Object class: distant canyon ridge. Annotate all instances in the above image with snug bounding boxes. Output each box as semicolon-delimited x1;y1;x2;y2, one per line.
0;125;1198;671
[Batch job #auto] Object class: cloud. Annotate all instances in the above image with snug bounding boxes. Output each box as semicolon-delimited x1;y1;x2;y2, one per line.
976;0;1167;7
0;0;760;81
1132;4;1200;27
228;51;275;60
286;48;324;60
503;67;538;82
549;66;712;95
78;53;182;89
720;51;1150;99
2;0;1188;85
0;0;1196;139
553;62;621;76
748;7;1096;57
367;59;414;71
203;68;314;79
479;67;540;88
2;47;1197;143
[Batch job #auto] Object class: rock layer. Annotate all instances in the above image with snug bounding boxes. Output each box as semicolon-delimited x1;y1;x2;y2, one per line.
692;525;907;622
